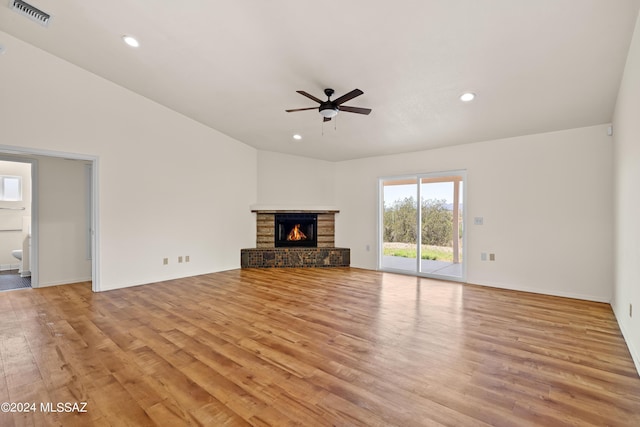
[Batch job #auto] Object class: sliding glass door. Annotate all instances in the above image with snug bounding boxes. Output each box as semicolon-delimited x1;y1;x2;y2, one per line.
380;171;465;281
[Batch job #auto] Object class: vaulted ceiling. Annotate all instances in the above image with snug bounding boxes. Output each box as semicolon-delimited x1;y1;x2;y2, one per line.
1;1;639;161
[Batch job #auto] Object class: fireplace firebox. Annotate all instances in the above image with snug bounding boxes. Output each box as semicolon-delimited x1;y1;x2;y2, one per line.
275;213;317;248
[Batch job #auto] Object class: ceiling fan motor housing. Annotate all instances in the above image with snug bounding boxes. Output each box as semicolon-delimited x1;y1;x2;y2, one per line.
319;102;338;118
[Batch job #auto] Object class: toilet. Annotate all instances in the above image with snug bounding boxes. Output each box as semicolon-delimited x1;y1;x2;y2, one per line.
11;249;22;261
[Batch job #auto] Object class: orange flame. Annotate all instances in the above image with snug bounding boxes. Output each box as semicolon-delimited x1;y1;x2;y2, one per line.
287;224;307;241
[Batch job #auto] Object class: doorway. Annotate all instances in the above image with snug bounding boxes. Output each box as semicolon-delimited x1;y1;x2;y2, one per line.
0;146;99;292
379;171;466;281
0;158;33;291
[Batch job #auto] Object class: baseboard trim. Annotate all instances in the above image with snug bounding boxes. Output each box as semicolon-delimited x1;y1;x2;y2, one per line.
463;279;611;303
37;276;92;288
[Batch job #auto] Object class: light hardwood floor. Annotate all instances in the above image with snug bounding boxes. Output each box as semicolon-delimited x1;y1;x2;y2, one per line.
1;268;639;426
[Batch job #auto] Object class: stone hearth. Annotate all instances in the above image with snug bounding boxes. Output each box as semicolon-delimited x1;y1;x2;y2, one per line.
241;247;350;268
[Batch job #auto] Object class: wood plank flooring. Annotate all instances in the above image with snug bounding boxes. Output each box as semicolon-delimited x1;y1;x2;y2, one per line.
1;267;639;426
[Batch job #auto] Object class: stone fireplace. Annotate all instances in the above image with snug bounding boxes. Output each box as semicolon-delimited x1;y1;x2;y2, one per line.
241;207;350;268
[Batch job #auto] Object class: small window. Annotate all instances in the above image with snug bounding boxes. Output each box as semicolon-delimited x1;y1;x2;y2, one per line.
0;176;22;201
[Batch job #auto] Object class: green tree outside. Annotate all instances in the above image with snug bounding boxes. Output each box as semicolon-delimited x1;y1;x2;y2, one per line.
383;197;459;260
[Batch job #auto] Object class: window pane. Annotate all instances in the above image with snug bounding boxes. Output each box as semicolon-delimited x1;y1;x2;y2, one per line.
381;178;418;272
419;176;463;278
2;177;22;201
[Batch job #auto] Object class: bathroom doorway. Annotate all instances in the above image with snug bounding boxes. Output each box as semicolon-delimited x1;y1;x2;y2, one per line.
0;147;98;292
0;158;33;291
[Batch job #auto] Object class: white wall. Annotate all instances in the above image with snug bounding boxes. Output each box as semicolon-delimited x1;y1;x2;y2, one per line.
256;150;335;206
335;125;614;302
37;156;92;286
612;11;640;373
0;31;257;291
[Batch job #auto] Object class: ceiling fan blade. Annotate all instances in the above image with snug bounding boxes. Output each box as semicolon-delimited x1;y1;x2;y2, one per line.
286;107;318;113
323;117;332;122
296;91;323;104
333;89;364;105
339;105;372;115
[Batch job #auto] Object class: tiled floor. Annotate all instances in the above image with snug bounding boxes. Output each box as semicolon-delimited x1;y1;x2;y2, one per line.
0;270;31;291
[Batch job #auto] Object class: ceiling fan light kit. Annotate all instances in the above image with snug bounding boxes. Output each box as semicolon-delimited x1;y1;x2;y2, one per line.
286;88;371;122
319;106;338;118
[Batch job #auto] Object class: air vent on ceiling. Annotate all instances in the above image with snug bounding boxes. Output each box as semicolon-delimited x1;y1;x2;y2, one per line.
10;0;51;27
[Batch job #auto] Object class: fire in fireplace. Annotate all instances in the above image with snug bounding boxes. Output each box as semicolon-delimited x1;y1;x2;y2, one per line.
275;213;317;247
287;224;307;241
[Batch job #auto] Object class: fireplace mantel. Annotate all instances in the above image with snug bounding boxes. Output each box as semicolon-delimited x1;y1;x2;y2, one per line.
250;204;339;214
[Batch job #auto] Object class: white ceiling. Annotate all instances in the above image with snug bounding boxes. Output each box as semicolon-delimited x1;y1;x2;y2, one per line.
1;0;639;161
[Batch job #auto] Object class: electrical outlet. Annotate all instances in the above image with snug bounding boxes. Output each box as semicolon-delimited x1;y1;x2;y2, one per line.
631;303;633;318
163;258;168;265
481;253;487;261
185;255;190;263
489;253;496;261
178;256;183;263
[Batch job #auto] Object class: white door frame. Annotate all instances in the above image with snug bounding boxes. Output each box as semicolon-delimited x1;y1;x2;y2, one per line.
0;144;100;292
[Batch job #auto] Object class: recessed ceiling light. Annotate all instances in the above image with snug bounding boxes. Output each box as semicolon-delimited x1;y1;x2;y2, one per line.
293;134;302;140
122;35;140;48
460;92;476;102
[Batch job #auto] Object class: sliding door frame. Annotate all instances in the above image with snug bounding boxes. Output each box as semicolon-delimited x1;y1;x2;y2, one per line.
378;170;467;282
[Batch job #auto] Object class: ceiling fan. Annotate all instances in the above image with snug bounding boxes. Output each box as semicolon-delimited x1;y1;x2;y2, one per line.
286;88;372;121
